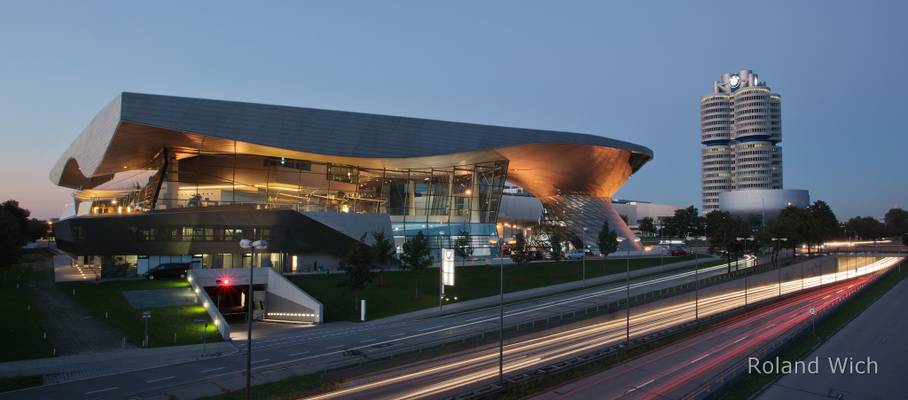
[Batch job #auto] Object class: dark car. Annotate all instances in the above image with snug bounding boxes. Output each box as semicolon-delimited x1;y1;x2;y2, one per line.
143;263;190;280
669;247;689;256
529;251;544;261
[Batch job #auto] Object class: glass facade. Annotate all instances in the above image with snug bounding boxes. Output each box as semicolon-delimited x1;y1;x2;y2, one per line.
78;148;508;257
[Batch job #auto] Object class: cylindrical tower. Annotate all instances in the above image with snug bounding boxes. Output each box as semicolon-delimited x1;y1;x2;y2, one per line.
701;70;783;212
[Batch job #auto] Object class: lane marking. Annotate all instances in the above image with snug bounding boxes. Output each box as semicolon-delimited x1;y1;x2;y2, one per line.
628;378;655;392
389;333;406;337
200;367;225;373
251;358;271;364
689;353;711;364
326;345;344;350
359;339;376;343
289;351;310;357
85;386;118;395
732;336;749;344
146;376;175;383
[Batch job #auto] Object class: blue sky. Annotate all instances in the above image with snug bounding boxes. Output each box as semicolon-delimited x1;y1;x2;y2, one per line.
1;0;905;219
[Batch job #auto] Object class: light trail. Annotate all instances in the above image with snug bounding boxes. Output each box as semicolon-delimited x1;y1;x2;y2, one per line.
305;257;902;400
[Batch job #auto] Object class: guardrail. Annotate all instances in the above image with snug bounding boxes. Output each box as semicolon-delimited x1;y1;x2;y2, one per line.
187;270;231;340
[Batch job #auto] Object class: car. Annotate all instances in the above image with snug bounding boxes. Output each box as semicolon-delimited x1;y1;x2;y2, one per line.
669;247;689;256
566;250;586;260
143;262;190;280
529;251;544;261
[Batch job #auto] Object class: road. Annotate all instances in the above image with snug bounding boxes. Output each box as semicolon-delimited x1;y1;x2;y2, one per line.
293;257;901;400
1;257;747;399
530;258;903;400
758;263;908;400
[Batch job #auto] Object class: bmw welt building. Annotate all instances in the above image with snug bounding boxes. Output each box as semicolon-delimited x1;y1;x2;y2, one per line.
51;93;652;277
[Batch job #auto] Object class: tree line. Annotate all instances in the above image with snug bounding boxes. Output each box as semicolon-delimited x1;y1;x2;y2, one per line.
0;200;51;265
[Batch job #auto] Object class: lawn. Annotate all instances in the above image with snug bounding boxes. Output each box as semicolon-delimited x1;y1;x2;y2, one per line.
290;256;699;322
0;261;54;361
57;279;222;347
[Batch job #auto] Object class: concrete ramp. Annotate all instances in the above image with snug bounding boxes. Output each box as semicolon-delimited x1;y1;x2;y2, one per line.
187;268;323;325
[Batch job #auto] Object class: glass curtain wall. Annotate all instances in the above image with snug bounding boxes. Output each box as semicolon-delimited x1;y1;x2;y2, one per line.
100;145;508;257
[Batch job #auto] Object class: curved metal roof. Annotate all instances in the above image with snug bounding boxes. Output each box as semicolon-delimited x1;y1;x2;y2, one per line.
50;92;653;197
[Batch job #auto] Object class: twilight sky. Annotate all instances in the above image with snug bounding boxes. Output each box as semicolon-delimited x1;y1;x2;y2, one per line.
1;0;905;220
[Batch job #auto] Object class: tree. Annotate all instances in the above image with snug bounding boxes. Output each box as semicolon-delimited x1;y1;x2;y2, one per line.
597;221;619;258
452;230;472;266
662;206;705;239
638;217;656;238
0;200;31;264
903;233;908;247
370;231;395;287
705;210;751;272
845;216;886;241
338;234;376;314
27;218;49;242
400;231;433;298
776;205;812;256
885;208;908;236
548;230;565;260
510;230;530;265
808;200;842;245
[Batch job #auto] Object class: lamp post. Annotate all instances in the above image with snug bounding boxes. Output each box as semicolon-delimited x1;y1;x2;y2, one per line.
581;227;587;287
239;238;267;400
771;238;788;296
489;238;505;386
694;248;700;321
618;236;641;344
736;237;754;306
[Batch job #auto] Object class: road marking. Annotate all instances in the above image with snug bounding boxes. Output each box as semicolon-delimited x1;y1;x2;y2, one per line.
359;339;376;343
289;351;310;356
389;333;406;337
733;335;749;344
628;378;655;392
85;386;118;395
251;358;271;364
146;376;175;383
689;353;710;364
326;345;344;350
200;367;225;373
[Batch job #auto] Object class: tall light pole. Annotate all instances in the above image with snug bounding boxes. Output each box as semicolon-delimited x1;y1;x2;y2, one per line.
737;236;754;306
771;238;787;296
581;226;587;287
239;238;267;400
694;248;700;321
618;237;641;344
489;238;506;386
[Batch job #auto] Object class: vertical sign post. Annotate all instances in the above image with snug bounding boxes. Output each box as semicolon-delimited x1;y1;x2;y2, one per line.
440;249;455;312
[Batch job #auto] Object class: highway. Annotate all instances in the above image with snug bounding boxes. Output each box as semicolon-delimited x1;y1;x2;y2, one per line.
8;256;895;399
528;269;896;399
1;257;746;399
286;257;902;400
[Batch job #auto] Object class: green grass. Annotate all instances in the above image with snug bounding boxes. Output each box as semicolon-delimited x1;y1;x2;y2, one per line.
290;256;697;322
0;375;43;393
720;266;908;399
198;372;335;400
57;279;222;347
0;262;54;361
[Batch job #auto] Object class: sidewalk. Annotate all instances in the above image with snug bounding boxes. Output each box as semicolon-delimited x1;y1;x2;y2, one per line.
372;255;720;323
0;341;237;383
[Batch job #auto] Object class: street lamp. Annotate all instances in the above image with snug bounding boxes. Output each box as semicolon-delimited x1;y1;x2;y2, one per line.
736;237;754;306
581;227;588;287
771;238;788;296
618;236;641;344
239;238;267;400
489;238;505;386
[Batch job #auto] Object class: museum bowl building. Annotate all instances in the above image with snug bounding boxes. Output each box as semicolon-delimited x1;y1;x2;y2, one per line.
51;93;652;276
